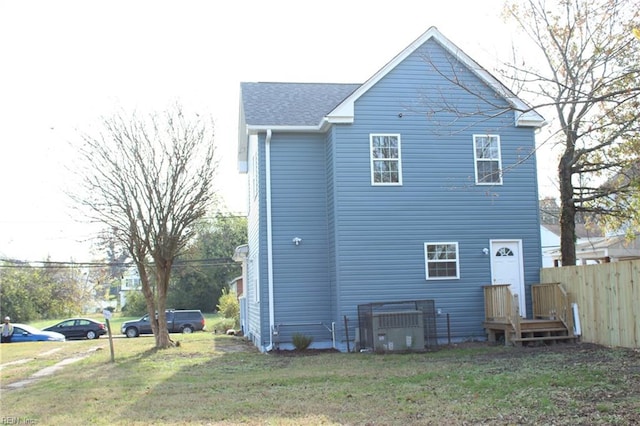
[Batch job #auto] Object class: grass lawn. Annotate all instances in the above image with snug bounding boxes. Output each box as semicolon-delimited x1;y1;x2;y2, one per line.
1;332;639;425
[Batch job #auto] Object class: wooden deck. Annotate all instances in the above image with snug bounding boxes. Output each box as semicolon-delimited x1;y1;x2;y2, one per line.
483;283;578;346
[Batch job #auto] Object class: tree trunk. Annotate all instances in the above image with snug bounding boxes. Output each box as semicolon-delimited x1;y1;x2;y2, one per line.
559;148;577;266
154;262;173;349
136;260;158;336
155;304;171;348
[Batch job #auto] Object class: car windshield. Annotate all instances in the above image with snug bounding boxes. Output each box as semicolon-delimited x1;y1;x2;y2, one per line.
13;324;40;334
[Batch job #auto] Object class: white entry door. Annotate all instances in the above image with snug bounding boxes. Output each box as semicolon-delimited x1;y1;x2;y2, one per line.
490;240;526;317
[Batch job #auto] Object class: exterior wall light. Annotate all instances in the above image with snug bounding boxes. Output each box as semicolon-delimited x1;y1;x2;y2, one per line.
292;237;302;246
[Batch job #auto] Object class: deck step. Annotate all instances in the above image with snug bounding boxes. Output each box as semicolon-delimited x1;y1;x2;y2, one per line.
520;321;564;329
484;317;576;346
519;327;568;333
512;335;576;342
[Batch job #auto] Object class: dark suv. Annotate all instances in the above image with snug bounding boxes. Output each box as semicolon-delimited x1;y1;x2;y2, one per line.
121;310;206;338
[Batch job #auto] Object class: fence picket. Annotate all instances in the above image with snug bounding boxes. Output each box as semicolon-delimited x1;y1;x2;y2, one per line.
541;260;639;348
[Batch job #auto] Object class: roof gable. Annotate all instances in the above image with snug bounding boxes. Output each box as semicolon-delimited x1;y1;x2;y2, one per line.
237;26;545;171
326;26;544;128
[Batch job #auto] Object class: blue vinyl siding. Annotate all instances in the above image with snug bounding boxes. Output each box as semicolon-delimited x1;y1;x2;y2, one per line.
326;129;338;322
268;133;332;340
246;134;264;347
330;39;541;340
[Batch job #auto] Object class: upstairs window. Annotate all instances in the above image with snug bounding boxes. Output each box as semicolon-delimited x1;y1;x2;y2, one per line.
370;134;402;185
473;135;502;184
424;242;460;279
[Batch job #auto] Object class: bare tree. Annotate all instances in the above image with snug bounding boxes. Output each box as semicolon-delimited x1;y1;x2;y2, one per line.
72;104;217;348
502;0;640;265
416;0;639;265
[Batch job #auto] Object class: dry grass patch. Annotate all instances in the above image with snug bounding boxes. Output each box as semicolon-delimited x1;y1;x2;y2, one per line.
1;335;639;425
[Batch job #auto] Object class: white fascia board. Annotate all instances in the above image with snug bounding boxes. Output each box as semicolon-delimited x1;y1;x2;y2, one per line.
325;104;355;123
516;111;547;128
247;124;323;133
324;114;354;124
238;122;249;173
508;96;546;127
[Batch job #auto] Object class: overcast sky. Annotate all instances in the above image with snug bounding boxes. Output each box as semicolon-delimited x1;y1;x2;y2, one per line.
0;0;556;262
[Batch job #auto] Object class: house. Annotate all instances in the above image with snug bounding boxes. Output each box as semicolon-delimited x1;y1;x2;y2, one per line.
537;197;639;266
550;233;640;264
232;244;248;335
541;224;605;267
228;275;244;300
236;27;545;352
118;267;141;309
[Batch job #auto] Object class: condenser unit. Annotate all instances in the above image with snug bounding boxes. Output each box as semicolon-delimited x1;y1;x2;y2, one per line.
372;310;425;352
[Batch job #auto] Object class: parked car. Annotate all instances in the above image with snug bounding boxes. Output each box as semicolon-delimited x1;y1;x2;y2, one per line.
121;310;206;338
43;318;107;340
9;324;66;342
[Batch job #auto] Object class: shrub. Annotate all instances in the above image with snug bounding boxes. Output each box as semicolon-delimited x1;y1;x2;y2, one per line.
292;333;313;351
121;291;147;316
216;289;239;321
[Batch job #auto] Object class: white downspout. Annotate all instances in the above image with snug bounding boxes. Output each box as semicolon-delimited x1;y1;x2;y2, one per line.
265;129;275;351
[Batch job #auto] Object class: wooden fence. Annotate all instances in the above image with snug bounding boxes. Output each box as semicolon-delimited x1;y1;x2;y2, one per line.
540;259;639;348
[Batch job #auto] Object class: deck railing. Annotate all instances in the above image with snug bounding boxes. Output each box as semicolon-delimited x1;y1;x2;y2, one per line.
483;284;521;334
532;282;574;337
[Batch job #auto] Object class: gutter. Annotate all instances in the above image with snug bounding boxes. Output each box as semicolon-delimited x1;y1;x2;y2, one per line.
265;129;275;352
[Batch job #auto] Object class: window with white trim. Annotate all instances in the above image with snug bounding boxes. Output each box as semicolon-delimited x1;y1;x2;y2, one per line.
473;134;502;184
496;247;514;256
370;134;402;185
424;242;460;279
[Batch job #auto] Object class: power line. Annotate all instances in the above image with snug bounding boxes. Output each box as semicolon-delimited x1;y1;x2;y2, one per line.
0;257;237;269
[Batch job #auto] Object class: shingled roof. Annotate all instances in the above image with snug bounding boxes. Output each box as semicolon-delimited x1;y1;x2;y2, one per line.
240;82;360;127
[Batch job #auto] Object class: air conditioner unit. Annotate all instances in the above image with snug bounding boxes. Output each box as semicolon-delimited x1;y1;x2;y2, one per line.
372;310;425;352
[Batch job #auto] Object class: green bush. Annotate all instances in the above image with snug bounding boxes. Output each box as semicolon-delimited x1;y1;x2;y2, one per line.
121;291;147;316
216;289;239;323
292;333;313;351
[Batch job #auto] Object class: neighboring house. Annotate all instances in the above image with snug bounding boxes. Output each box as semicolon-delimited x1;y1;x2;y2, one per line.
538;197;639;266
540;224;560;268
236;27;545;352
119;267;141;308
228;275;245;335
540;223;604;267
232;244;248;335
549;233;640;264
228;276;244;300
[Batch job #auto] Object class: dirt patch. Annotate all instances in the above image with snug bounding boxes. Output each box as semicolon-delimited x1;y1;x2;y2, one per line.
269;340;639;362
212;335;260;353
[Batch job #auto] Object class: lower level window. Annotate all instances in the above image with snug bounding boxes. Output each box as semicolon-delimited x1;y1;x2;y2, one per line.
424;242;460;279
